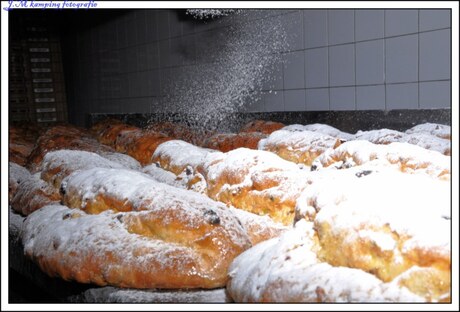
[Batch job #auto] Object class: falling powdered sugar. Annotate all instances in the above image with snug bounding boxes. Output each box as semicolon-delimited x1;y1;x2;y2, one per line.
158;10;288;131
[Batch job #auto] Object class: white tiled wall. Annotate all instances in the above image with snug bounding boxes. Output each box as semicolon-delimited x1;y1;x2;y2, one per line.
65;9;451;125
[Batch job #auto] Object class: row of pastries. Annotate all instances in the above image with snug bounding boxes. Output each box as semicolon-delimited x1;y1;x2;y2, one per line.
8;119;451;302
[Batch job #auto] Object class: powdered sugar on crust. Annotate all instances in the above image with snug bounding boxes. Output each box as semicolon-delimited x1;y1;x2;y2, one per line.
11;173;61;215
405;123;451;140
40;150;125;188
199;148;312;224
153;140;221;174
21;204;241;288
312;140;450;180
227;220;424;302
201;147;308;203
295;166;450;269
142;163;184;187
69;286;230;303
61;167;250;247
144;163;286;245
9;162;32;200
99;151;141;170
399;133;451;155
282;123;355;141
258;129;339;155
354;129;406;144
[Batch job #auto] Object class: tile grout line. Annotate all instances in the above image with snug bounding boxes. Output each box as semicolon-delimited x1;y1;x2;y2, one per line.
383;10;387;111
353;9;357;111
417;9;421;109
327;9;331;111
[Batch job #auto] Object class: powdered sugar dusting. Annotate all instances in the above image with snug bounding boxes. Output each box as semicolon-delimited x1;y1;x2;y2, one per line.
69;286;230;303
40;150;125;187
354;129;406;144
158;11;287;131
11;173;60;215
258;129;340;165
62;167;250;247
312;140;450;180
296;166;450;255
152;140;221;174
99;151;141;170
21;205;222;288
282;123;355;141
405;123;451;140
142;163;184;187
399;133;450;155
202;148;308;203
186;9;239;20
227;220;424;302
9;162;32;200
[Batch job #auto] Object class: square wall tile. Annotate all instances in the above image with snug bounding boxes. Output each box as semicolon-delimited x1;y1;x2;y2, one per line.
304;10;328;48
330;87;355;110
356;40;384;85
386;83;418;110
264;91;284;112
305;47;328;88
244;94;265;112
150;96;163;113
419;81;450;109
125;47;138;73
282;11;304;51
157;10;170;40
137;45;148;72
169;10;183;38
138;71;150;97
283;51;305;89
420;9;451;31
420;29;450;81
126;17;138;47
136;11;147;44
159;68;171;94
355;10;384;41
118;74;129;98
284;89;306;111
385;34;418;83
385;10;418;37
262;62;283;91
195;30;222;64
328;10;355;45
169;37;184;67
182;17;195;35
146;42;160;70
159;39;170;68
306;88;329;111
146;69;161;96
329;44;355;87
145;10;158;42
356;85;385;110
181;35;196;65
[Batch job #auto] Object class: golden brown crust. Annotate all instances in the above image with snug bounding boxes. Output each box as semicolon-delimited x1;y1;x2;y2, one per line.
146;121;214;146
114;128;144;153
197;149;309;225
9;124;43;165
239;120;285;134
203;132;267;152
97;123;141;147
9;162;31;202
124;131;173;165
37;167;253;289
259;130;341;166
11;174;61;215
89;118;124;136
26;125;113;172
